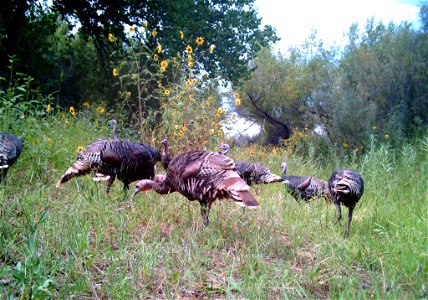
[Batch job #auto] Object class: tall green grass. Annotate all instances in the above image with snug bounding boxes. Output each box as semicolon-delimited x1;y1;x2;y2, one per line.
1;115;427;299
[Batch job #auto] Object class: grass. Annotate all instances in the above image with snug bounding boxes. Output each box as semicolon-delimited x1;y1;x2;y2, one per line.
0;115;427;299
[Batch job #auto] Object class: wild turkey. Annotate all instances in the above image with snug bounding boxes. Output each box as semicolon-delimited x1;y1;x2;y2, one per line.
280;162;330;201
218;144;284;185
134;150;259;225
328;168;364;238
0;132;23;184
57;139;158;194
108;119;161;163
108;119;119;140
161;139;171;170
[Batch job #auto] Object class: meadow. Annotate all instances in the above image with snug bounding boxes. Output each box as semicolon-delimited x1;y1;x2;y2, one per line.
0;114;427;299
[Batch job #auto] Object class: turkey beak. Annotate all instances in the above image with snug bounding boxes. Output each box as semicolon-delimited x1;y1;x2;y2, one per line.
133;184;142;196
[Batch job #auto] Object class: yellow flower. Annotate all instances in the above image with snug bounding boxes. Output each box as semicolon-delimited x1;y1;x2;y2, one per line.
178;131;184;138
153;54;159;61
384;134;389;140
69;106;76;116
157;44;162;53
234;92;241;99
151;29;158;38
142;21;148;28
76;145;84;153
113;68;118;77
234;98;241;106
129;25;136;32
160;67;166;73
83;102;91;108
342;143;348;148
180;31;184;40
217;107;224;114
127;92;131;97
209;129;215;135
65;120;70;126
46;104;52;112
188;61;194;68
97;106;105;114
217;129;223;136
185;45;193;54
195;37;204;46
209;44;215;53
372;125;377;130
182;126;188;132
108;33;114;43
161;103;167;109
164;89;171;96
160;60;168;69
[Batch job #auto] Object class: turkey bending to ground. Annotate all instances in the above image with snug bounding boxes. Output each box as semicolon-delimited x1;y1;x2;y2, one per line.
0;132;23;184
134;150;259;225
328;168;364;238
161;139;171;170
218;144;284;186
280;162;330;202
57;139;159;194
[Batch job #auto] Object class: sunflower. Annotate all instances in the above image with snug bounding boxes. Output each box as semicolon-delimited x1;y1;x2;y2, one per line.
195;37;204;46
46;104;52;112
97;106;106;114
164;89;171;96
129;25;136;33
113;68;118;77
69;106;76;116
209;129;215;135
234;98;241;106
180;31;184;40
157;44;162;53
160;60;168;69
153;54;159;61
151;29;158;38
185;45;193;54
108;33;114;43
83;102;91;108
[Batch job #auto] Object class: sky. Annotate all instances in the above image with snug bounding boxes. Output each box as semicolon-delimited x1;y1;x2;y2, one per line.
254;0;422;52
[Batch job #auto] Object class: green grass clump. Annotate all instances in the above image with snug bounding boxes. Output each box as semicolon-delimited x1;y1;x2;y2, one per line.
1;115;427;299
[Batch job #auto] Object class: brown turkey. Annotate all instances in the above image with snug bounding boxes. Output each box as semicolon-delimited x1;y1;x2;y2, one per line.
280;162;330;202
134;150;259;225
160;139;171;170
0;132;23;184
57;135;161;194
328;168;364;238
218;144;284;186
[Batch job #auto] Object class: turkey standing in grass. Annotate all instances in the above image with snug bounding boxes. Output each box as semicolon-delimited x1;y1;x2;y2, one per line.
280;162;330;202
328;168;364;238
0;132;23;184
134;150;259;225
108;119;119;140
160;139;171;170
57;138;159;194
218;143;284;185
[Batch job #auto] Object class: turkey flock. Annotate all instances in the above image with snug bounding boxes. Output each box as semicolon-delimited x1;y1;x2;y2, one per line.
1;120;365;238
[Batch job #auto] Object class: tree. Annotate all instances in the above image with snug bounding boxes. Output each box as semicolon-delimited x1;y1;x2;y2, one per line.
52;0;279;84
239;38;337;144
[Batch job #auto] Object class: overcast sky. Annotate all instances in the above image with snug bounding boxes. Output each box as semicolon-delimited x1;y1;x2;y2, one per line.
254;0;422;52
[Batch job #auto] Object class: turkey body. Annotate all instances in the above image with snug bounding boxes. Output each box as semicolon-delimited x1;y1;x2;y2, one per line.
280;162;329;201
328;168;364;238
134;150;258;225
219;144;283;185
57;139;159;193
0;132;23;184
